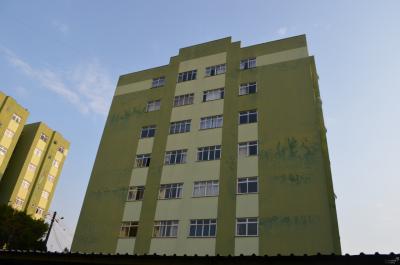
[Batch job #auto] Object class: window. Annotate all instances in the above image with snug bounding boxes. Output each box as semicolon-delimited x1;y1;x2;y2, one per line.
239;82;257;95
205;64;226;77
239;110;258;124
34;148;42;157
57;146;65;154
197;145;221;161
177;70;197;83
21;180;30;190
119;221;139;237
41;190;50;199
0;145;7;156
12;113;22;123
159;183;183;199
40;133;48;142
136;154;151;168
240;58;256;70
200;115;223;130
35;207;44;215
127;186;145;201
27;163;36;172
237;177;258;194
153;220;179;237
146;100;161;112
173;93;194;107
141;125;156;138
169;120;191;134
238;141;258;156
48;174;55;183
15;197;24;208
164;149;187;165
236;218;258;236
152;76;165;88
203;88;224;102
189;219;217;237
52;160;59;168
193;180;219;197
4;129;14;138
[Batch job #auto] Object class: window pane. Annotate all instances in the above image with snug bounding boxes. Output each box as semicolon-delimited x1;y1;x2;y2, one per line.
249;144;258;155
238;182;247;193
248;181;258;193
247;223;258;235
189;225;196;236
249;112;257;123
239;114;248;124
237;223;246;236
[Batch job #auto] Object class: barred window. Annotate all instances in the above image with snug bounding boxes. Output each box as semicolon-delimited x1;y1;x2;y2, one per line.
164;149;187;165
14;197;24;208
205;64;226;77
136;154;151;168
146;100;161;112
12;113;22;123
203;88;224;102
239;82;257;95
52;160;60;168
0;145;7;156
197;145;221;161
239;110;258;124
240;58;256;70
193;180;219;197
169;120;191;134
177;70;197;83
127;186;145;201
238;141;258;156
141;125;156;138
21;180;30;190
237;177;258;194
173;93;194;107
119;221;139;237
57;146;65;153
236;218;258;236
159;183;183;199
35;207;44;216
40;133;48;142
153;220;179;237
200;115;223;130
189;219;217;237
48;174;55;183
152;76;165;88
4;129;14;138
34;148;42;157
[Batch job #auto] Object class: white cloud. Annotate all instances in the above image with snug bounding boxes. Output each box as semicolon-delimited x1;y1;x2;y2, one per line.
52;20;69;34
277;26;288;37
0;47;114;116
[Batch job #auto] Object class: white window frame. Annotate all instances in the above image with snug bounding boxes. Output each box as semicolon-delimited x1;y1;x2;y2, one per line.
28;163;36;172
4;129;15;138
48;174;55;183
197;145;221;161
200;115;223;130
239;110;258;124
41;190;50;199
239;82;257;96
169;120;191;134
240;58;256;70
203;88;224;102
151;76;165;88
189;219;217;237
146;100;161;112
52;160;59;168
119;221;139;238
135;154;151;168
15;197;24;208
177;70;197;83
237;177;258;194
158;183;183;199
164;149;187;165
34;147;42;157
140;125;156;138
205;64;226;77
238;141;258;156
12;113;22;123
236;217;258;236
193;180;219;197
173;93;194;107
21;180;30;190
153;220;179;237
0;145;7;156
127;186;145;201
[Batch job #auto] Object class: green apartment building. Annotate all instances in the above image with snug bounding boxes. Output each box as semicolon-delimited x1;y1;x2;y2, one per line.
0;92;29;182
0;122;69;219
72;35;341;255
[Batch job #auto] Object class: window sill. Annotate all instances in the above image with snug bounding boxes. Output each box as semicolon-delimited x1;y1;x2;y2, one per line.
198;127;222;131
164;163;187;166
157;197;183;200
235;235;259;237
202;98;224;103
187;236;216;238
238;92;257;97
152;236;178;239
196;159;221;162
204;73;225;78
236;192;258;195
172;103;194;108
126;199;143;202
151;85;164;89
118;236;137;239
192;195;219;198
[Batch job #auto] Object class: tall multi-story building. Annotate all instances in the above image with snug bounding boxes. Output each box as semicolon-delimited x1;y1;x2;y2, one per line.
0;92;29;181
72;35;341;256
0;122;69;219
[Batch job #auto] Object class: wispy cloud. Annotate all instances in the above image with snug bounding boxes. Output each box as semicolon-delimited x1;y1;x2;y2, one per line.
52;20;69;34
0;47;114;116
277;26;288;37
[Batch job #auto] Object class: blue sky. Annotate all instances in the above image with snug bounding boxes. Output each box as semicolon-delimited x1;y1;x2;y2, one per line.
1;0;399;254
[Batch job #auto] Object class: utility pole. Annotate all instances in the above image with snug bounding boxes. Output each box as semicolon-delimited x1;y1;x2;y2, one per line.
44;211;57;246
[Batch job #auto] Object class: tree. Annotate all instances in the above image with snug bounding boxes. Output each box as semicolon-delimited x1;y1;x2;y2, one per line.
0;204;48;250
